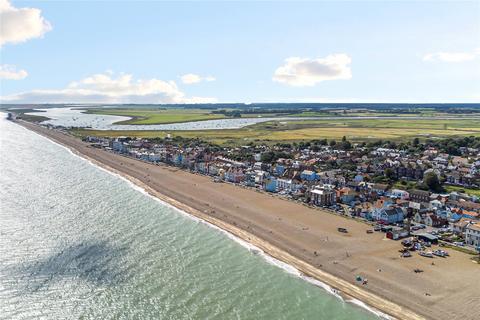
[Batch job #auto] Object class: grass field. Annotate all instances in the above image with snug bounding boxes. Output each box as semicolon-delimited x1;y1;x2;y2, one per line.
444;185;480;197
85;107;332;124
271;118;480;130
85;107;480;127
72;117;480;145
85;108;227;125
10;108;50;123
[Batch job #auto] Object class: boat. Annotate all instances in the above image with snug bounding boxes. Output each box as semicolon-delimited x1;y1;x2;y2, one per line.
433;249;448;257
337;227;348;233
419;251;434;258
401;251;412;258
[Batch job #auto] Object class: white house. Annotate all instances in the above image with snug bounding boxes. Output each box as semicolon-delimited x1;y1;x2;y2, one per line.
451;218;473;236
277;178;294;192
310;189;336;206
390;189;409;200
148;153;161;162
465;224;480;248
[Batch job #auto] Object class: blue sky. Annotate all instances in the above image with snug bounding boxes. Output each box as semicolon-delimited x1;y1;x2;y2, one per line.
1;0;479;104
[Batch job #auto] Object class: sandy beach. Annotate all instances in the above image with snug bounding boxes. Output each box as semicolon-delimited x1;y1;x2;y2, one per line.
18;121;480;320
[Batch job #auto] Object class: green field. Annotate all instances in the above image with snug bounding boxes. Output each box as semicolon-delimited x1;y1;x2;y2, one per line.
85;107;332;124
9;108;50;122
72;117;480;145
85;107;480;126
444;185;480;197
85;108;227;125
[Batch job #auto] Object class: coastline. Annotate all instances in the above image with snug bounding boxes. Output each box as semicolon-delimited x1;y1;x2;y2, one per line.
73;153;394;319
15;120;480;320
18;121;395;319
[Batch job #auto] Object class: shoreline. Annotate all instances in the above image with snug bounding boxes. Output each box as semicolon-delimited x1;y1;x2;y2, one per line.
18;120;397;319
15;120;480;320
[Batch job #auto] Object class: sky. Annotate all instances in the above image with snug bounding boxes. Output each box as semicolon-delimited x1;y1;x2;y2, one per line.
1;0;479;104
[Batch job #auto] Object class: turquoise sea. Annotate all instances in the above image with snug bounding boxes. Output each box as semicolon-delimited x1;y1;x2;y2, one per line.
0;117;378;320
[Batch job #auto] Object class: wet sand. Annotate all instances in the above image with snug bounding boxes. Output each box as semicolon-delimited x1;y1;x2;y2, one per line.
19;121;480;320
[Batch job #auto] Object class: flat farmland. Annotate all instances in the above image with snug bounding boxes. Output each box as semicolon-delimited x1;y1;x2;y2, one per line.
72;117;480;145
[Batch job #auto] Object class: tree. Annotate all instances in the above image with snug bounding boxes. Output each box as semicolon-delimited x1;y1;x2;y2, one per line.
384;168;397;181
319;139;328;145
341;140;352;150
412;137;420;146
260;151;275;163
424;172;442;192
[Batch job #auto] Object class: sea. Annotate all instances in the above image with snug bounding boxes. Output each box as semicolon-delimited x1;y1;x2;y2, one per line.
0;117;378;320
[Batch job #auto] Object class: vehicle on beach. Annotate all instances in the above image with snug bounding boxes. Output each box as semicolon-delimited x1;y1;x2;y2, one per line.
366;229;374;234
373;225;382;231
337;227;348;233
401;251;411;258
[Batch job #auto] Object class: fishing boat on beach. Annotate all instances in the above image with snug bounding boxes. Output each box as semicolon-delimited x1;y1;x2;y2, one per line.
433;249;449;257
419;251;434;258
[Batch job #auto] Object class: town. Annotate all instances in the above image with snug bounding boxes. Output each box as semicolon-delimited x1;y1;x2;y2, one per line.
80;131;480;256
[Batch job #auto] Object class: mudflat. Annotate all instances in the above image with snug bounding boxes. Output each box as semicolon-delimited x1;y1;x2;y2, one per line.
20;121;480;320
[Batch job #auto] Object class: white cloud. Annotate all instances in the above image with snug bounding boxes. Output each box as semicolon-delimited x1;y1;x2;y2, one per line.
204;76;216;82
423;49;479;63
1;72;217;104
0;64;28;80
180;73;216;84
273;54;352;87
181;73;201;84
0;0;52;46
